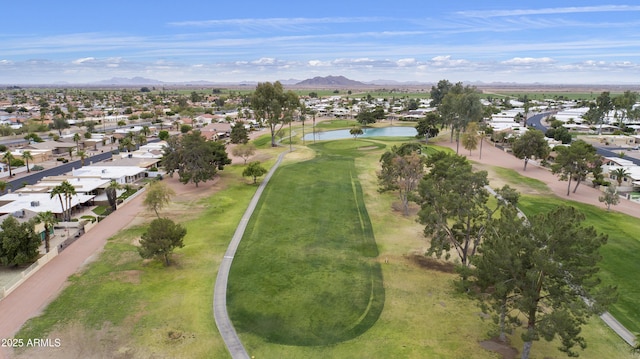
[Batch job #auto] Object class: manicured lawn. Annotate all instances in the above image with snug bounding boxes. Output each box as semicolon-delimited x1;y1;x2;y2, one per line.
15;167;259;358
11;137;637;359
228;139;384;346
518;195;640;334
490;167;552;194
314;119;359;129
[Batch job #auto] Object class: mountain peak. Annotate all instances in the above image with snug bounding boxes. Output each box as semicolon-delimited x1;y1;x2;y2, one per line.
296;75;365;86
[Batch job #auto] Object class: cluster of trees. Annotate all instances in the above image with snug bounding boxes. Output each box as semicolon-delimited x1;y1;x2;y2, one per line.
356;106;385;125
251;81;300;147
162;130;231;187
0;216;41;267
583;91;640;132
379;147;615;358
429;80;483;153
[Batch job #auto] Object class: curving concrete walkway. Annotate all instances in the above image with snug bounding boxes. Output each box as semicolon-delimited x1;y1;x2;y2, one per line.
213;149;290;359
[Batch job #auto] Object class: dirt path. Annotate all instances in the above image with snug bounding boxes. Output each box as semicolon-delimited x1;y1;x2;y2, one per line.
439;139;640;218
0;174;221;359
0;195;143;358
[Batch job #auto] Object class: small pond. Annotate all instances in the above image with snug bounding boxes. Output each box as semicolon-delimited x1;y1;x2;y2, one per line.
303;126;417;141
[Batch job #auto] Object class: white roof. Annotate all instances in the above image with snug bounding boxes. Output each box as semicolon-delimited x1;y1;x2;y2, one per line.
17;176;110;194
72;166;145;180
0;192;94;215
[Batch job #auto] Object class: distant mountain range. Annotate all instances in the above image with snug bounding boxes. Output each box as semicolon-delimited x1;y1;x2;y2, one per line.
8;76;635;91
90;77;165;85
295;75;366;86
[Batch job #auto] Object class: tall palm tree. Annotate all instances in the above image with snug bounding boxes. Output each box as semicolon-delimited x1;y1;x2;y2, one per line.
77;150;87;167
73;132;82;150
610;167;630;186
105;180;122;211
136;134;147;147
120;137;134;152
0;180;9;194
36;211;58;253
50;180;77;221
21;150;34;173
2;151;14;177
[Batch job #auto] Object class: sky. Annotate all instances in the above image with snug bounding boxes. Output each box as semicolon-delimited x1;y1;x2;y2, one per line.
2;1;640;85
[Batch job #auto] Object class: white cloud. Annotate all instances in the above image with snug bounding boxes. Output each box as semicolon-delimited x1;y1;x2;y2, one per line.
72;57;95;64
308;60;329;67
501;57;555;65
457;5;640;18
168;17;384;28
396;58;417;67
430;55;469;67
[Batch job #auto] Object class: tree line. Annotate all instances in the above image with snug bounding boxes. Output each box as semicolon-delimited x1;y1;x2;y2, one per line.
378;144;616;359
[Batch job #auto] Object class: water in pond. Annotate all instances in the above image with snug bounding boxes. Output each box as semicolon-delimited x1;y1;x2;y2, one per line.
303;126;417;141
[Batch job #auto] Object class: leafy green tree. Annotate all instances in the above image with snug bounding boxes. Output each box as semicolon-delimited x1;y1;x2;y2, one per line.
24;133;43;143
612;90;637;128
0;216;41;266
242;161;268;184
138;217;186;266
21;151;34;173
429;79;454;108
251;81;300;147
52;117;70;135
440;84;483;153
475;206;615;359
158;130;170;141
511;129;550;170
378;146;425;216
180;124;192;133
36;211;58;253
50;180;77;221
162;131;231;187
598;185;620;211
594;92;613;134
415;112;442;144
143;181;176;218
349;126;363;140
473;204;524;342
461;122;479;155
230;121;249;144
551;140;599;195
415;152;490;267
356;106;385;126
522;97;532;127
231;143;256;165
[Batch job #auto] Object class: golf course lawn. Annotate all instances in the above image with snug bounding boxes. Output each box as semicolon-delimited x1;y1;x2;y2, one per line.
227;139;385;346
9;131;639;359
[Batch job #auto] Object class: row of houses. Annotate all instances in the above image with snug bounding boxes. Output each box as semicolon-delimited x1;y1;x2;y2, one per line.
0;142;164;223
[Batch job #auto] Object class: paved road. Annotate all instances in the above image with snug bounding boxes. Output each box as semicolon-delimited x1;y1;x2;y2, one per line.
213;149;290;359
526;111;554;132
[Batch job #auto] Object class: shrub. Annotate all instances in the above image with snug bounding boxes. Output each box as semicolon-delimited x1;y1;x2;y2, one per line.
30;165;44;171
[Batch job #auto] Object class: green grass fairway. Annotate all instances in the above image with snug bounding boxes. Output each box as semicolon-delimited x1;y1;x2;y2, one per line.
228;140;385;346
519;195;640;334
